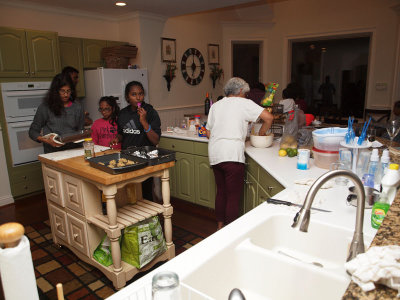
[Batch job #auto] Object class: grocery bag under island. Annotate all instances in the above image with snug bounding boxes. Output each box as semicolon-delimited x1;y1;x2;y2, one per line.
93;216;166;269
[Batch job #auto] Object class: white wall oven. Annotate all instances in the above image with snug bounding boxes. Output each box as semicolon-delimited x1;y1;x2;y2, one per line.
1;82;50;166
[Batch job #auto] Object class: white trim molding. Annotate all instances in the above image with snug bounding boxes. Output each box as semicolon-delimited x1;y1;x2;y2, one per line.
0;195;14;207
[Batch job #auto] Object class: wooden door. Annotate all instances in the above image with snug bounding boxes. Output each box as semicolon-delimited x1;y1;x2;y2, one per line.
194;155;215;208
83;39;106;68
0;27;29;77
175;152;195;202
26;30;60;77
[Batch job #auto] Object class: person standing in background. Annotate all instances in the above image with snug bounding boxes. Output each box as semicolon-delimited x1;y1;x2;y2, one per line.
62;66;92;126
206;77;273;230
29;73;85;153
318;75;336;106
91;96;121;149
246;82;265;106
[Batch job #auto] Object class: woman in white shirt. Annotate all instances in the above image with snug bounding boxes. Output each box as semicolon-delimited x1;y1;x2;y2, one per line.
206;77;273;229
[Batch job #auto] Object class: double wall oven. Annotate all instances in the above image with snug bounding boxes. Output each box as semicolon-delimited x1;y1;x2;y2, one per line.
1;82;51;166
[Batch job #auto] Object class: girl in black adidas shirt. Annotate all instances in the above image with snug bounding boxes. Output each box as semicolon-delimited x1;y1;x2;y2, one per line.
111;81;161;201
111;81;161;149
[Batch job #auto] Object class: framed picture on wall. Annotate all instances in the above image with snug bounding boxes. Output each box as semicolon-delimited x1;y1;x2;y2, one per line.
208;44;219;64
161;38;176;62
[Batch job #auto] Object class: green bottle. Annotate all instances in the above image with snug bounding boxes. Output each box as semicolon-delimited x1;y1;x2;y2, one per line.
371;192;390;229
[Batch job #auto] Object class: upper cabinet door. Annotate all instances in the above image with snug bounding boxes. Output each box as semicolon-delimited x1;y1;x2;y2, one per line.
59;37;85;97
26;30;60;77
83;39;106;69
0;27;29;77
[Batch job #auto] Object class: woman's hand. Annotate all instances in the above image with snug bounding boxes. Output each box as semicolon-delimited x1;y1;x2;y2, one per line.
110;136;120;147
38;135;64;148
137;107;148;127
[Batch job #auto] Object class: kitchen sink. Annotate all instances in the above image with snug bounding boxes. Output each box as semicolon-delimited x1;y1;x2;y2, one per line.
246;214;373;274
181;213;374;300
182;238;350;300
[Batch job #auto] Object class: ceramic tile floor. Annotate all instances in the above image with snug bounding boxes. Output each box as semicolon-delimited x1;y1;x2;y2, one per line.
27;220;205;300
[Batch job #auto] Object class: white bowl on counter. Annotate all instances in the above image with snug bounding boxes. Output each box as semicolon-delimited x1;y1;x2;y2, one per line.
250;133;274;148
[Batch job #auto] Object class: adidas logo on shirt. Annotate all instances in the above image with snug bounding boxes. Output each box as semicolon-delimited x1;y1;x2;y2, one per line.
123;120;141;134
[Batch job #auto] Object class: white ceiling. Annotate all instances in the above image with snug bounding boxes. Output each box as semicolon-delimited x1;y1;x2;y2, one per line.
6;0;266;18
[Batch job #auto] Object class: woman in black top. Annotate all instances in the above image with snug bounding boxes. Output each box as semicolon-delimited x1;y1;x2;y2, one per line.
111;81;161;201
29;73;85;153
111;81;161;148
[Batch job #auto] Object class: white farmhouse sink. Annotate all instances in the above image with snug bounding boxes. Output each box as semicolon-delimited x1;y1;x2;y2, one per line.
246;214;374;275
182;213;374;300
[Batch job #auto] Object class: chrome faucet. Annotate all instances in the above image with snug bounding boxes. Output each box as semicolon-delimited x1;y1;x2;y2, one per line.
291;169;365;261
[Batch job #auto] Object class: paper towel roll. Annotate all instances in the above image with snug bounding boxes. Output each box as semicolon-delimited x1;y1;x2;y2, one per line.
0;235;39;300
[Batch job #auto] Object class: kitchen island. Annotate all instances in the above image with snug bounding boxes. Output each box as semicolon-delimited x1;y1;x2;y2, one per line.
38;150;175;289
106;131;400;299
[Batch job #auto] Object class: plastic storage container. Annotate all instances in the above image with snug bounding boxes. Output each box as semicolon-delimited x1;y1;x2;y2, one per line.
312;147;339;169
312;127;347;151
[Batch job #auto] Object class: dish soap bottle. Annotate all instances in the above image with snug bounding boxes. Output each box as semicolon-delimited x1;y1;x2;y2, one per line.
371;192;390;229
205;92;210;115
381;163;400;204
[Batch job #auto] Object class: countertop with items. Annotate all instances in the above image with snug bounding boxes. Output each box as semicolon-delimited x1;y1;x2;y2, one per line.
104;131;400;299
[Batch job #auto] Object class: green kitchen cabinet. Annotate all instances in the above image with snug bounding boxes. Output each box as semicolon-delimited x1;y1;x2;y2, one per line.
83;39;107;69
159;137;216;208
194;155;215;208
59;36;85;97
242;155;284;213
175;152;195;202
0;27;60;78
243;172;257;214
9;162;44;198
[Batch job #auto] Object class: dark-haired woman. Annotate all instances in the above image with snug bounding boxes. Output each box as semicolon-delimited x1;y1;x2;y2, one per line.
91;96;121;149
29;73;85;153
111;80;161;148
111;81;161;201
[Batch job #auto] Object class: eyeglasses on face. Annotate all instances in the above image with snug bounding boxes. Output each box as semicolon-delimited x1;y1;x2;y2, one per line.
98;107;112;112
59;89;72;95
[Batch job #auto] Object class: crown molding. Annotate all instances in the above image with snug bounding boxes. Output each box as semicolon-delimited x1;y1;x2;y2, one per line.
118;11;167;23
0;0;123;22
220;20;275;26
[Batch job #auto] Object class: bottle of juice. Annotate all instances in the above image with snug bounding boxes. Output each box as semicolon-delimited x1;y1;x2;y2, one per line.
371;192;390;229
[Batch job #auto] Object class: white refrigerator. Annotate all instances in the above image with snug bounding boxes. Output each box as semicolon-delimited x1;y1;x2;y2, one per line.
83;68;149;121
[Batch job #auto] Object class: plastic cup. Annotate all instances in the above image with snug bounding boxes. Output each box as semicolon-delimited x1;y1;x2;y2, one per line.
152;271;180;300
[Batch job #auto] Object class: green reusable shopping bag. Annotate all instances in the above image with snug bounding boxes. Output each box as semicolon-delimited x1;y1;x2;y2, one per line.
121;216;167;269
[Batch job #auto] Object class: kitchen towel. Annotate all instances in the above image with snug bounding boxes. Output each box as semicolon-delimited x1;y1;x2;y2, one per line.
345;245;400;296
0;235;39;300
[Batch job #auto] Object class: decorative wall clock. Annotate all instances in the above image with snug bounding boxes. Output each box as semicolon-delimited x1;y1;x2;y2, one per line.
181;48;205;85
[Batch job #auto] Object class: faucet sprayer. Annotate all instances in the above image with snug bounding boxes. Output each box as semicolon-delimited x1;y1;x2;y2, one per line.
291;169;365;261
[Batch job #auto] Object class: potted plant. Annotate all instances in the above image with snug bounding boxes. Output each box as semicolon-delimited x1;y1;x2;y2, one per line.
210;65;223;88
163;63;177;91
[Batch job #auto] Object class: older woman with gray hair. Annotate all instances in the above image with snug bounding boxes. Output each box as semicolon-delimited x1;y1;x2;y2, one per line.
206;77;273;229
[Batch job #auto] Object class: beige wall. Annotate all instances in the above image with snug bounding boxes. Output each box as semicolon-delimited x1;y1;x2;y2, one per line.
221;0;400;110
1;0;398;111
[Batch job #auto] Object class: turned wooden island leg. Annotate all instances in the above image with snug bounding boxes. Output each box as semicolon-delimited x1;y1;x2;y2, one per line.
103;185;123;273
161;169;173;248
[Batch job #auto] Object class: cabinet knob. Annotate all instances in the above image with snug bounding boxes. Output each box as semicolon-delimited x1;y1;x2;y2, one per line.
23;175;27;180
73;233;78;240
68;192;74;199
31;71;35;75
267;186;274;193
25;72;29;75
172;145;175;148
49;185;54;192
55;222;61;229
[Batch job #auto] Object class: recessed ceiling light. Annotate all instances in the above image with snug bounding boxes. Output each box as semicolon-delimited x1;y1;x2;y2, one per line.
115;1;127;6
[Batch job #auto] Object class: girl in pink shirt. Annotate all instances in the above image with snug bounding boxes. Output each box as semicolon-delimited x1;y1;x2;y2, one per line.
91;96;121;149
